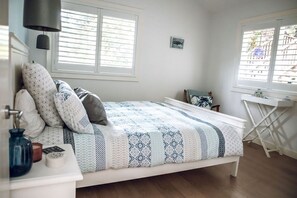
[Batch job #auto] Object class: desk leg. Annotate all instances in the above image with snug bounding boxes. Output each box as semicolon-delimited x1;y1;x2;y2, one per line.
257;104;288;155
242;101;257;139
243;102;278;139
243;100;289;157
243;101;272;157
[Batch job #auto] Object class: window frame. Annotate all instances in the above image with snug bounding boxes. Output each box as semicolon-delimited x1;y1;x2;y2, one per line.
47;1;141;82
233;9;297;99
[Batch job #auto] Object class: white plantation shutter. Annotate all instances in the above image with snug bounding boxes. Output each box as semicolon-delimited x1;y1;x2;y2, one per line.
55;4;98;72
238;28;274;83
273;24;297;85
236;16;297;93
99;10;137;75
52;2;139;78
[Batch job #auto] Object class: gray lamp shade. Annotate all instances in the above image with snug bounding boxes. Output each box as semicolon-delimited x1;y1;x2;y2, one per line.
23;0;61;32
36;35;49;50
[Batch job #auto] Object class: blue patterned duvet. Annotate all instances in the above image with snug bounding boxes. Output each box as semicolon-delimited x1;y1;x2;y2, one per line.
33;101;243;173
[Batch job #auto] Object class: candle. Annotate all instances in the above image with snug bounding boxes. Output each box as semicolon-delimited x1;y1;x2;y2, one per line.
32;143;42;162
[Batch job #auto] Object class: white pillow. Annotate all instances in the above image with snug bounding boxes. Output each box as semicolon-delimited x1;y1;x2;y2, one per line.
22;62;63;127
54;81;94;134
15;89;45;138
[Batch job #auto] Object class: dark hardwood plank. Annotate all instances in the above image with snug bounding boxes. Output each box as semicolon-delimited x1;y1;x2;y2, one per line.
76;143;297;198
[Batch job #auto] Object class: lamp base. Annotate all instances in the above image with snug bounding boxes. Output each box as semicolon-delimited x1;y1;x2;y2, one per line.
36;34;49;50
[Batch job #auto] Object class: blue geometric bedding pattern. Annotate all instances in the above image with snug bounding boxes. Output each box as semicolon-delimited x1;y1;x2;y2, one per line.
33;101;243;173
104;101;242;169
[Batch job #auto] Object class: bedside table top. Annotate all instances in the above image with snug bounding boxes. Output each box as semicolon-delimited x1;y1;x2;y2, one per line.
10;144;83;190
241;94;294;107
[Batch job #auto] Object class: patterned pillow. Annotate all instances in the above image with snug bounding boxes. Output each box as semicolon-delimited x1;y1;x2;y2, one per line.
22;63;63;127
190;95;213;109
54;81;94;134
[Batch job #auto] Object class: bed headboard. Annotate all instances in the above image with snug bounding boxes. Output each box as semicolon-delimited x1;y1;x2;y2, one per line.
9;33;29;106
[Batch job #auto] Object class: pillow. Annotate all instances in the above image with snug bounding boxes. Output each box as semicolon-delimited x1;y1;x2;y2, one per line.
74;87;108;125
15;89;45;138
54;79;66;90
190;95;213;109
22;62;63;127
54;81;94;134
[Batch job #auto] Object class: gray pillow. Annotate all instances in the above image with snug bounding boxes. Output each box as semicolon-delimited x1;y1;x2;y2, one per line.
74;87;108;126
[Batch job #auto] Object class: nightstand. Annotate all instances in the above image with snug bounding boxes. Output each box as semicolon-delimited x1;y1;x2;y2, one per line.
10;144;83;198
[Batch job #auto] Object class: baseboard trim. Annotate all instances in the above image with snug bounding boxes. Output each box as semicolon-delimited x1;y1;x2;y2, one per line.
253;139;297;159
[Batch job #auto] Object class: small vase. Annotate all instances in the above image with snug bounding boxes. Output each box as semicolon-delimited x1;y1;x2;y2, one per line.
9;128;33;177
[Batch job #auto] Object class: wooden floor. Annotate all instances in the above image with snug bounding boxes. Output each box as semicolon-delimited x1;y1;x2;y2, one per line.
76;143;297;198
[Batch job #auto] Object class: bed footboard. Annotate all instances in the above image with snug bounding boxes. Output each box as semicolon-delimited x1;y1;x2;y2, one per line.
164;97;246;138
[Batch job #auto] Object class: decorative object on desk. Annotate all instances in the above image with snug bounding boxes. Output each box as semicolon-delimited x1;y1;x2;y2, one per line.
253;89;264;98
9;128;33;177
46;152;66;168
32;143;43;162
170;36;184;49
43;145;65;154
23;0;61;50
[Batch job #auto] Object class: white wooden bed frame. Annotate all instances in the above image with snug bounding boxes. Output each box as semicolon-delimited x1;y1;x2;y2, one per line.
10;33;246;188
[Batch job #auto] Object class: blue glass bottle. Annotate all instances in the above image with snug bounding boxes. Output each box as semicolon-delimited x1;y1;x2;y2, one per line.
9;128;33;177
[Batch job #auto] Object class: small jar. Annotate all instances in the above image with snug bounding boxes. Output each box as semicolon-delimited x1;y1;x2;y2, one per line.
32;143;43;162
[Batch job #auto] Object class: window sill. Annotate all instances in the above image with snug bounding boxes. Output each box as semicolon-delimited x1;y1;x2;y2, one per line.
50;71;139;82
231;85;297;101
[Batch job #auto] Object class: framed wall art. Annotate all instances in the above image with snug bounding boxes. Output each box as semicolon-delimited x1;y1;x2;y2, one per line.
170;37;184;49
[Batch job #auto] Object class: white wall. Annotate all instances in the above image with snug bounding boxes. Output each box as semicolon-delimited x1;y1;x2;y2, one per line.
207;0;297;157
29;0;211;102
9;0;27;43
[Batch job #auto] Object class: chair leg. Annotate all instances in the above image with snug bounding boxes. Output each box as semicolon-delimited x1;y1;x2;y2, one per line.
211;105;220;112
184;89;189;103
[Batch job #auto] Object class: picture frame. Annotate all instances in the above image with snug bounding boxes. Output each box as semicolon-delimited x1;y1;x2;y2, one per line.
170;37;184;49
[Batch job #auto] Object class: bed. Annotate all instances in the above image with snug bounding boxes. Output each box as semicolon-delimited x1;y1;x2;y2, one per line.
10;33;246;188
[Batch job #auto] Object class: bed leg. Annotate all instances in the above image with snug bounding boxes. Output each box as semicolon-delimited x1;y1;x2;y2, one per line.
230;158;239;177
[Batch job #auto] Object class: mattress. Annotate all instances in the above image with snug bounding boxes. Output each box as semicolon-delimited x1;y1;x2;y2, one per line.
32;101;243;173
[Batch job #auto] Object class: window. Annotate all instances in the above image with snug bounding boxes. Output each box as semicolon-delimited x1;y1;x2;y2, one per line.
236;13;297;94
273;25;297;85
99;10;137;76
57;6;98;72
50;2;138;80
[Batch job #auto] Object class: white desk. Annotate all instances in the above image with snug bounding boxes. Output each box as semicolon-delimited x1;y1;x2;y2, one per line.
241;94;294;158
10;144;83;198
